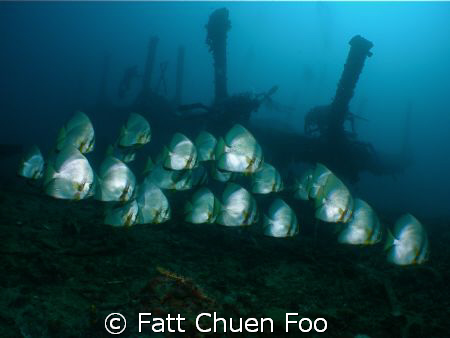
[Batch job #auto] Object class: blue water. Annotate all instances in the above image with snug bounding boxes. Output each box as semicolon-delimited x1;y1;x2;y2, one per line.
1;1;449;218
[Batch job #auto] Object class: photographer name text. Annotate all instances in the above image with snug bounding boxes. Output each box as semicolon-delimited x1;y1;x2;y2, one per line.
105;312;327;334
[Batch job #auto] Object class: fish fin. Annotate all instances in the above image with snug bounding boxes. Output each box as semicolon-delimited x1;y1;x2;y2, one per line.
142;156;154;175
214;137;226;160
28;145;42;157
67;111;91;130
225;124;254;146
54;146;85;170
93;174;103;200
43;162;57;187
213;196;222;217
160;146;170;161
384;228;396;251
56;126;67;150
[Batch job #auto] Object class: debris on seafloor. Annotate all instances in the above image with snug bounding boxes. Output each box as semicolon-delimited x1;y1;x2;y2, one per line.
130;266;239;335
155;266;215;305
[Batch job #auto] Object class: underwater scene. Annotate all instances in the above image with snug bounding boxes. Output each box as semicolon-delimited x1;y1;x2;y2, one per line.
1;1;450;337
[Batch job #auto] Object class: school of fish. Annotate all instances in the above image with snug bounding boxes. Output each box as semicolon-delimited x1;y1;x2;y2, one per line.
18;111;429;266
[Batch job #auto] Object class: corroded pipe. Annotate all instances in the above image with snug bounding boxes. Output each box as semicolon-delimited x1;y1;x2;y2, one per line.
329;35;373;138
141;36;159;96
206;8;231;103
175;46;185;106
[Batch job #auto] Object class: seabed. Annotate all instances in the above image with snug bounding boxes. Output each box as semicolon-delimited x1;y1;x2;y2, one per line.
0;183;448;337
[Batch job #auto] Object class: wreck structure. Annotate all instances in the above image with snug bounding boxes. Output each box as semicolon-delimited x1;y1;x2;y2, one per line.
328;35;373;140
130;35;175;146
206;8;230;104
180;8;412;181
178;8;277;134
89;7;411;182
304;35;373;140
155;61;169;96
118;65;139;99
174;46;185;107
140;36;159;101
251;35;412;181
